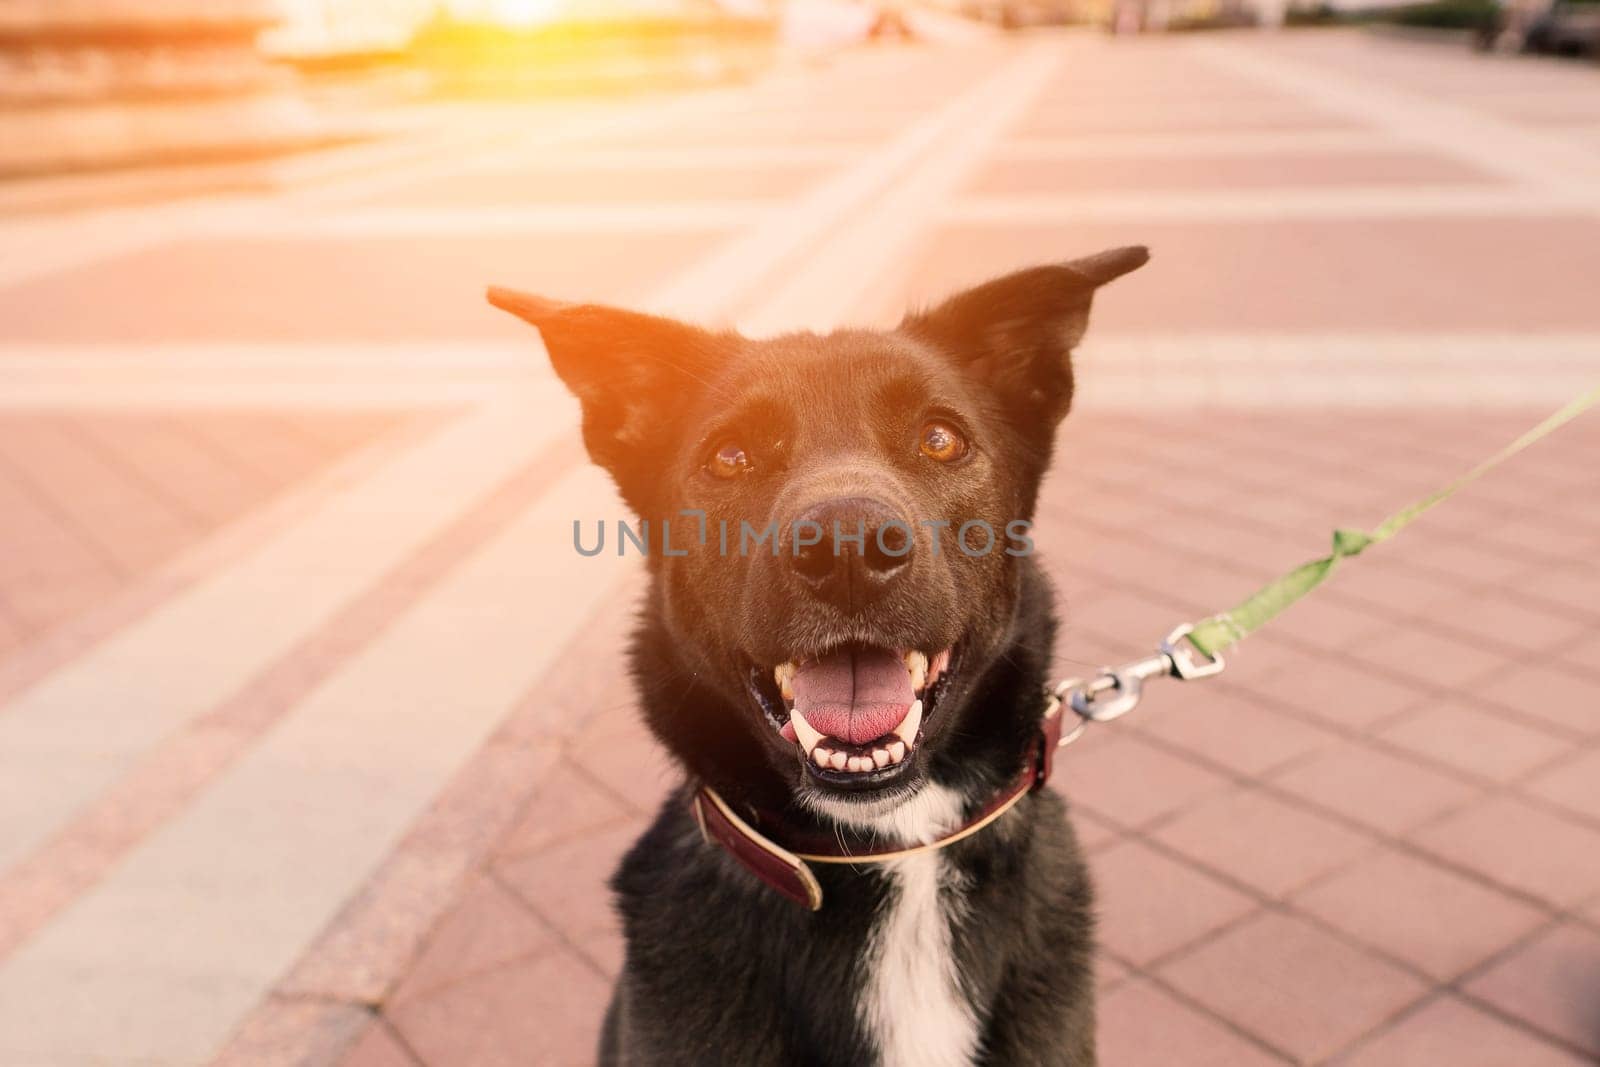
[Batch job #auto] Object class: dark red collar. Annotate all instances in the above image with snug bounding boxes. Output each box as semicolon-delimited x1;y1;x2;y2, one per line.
691;694;1065;909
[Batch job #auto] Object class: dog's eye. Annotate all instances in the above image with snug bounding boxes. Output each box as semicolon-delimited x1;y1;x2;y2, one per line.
707;442;750;478
919;421;967;463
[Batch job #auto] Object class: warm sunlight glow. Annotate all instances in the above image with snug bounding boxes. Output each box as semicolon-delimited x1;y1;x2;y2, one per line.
478;0;567;27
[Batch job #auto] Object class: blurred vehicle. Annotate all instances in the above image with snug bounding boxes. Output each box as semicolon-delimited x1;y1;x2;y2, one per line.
1526;0;1600;53
961;0;1080;26
1476;0;1600;54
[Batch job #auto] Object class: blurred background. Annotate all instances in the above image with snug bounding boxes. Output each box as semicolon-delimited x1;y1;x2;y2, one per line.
0;2;1598;1065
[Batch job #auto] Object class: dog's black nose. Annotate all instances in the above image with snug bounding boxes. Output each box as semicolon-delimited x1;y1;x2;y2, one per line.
789;497;912;612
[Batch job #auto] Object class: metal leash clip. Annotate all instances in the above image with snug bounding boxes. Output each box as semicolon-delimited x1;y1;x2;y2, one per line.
1052;624;1226;746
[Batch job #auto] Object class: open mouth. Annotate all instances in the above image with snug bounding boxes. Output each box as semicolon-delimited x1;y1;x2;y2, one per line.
749;645;954;790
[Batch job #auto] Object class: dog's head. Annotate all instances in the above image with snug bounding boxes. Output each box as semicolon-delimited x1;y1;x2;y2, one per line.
491;246;1146;816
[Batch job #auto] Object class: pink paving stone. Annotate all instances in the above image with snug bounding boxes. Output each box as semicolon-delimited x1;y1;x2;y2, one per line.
388;876;556;1004
495;762;638;859
1348;621;1520;696
1414;795;1600;907
578;912;626;982
1159;910;1429;1063
385;948;612;1067
0;231;731;343
495;821;645;946
909;218;1600;335
1097;978;1285;1067
967;150;1499;196
1096;952;1133;993
1152;787;1375;897
1556;631;1600;677
1299;552;1471;617
1417;589;1591;657
1267;738;1480;835
1070;806;1124;853
211;996;372;1067
1522;747;1600;822
339;1021;421;1067
1055;734;1232;830
1509;559;1600;623
1232;645;1432;731
1292;847;1547;981
369;163;839;207
1472;660;1600;737
70;413;275;527
1131;685;1336;777
1380;536;1536;592
1464;922;1600;1059
1258;590;1388;653
568;725;681;817
1333;994;1594;1067
0;411;403;668
1089;838;1258;967
1066;585;1207;650
1378;701;1572;783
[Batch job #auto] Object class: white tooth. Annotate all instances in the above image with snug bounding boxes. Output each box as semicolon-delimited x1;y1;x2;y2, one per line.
849;756;872;773
813;746;832;768
893;699;923;743
774;662;796;701
789;708;823;755
872;749;890;769
904;650;927;692
888;740;907;763
830;751;848;771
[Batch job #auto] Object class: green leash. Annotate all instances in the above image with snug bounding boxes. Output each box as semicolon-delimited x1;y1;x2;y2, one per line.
1056;385;1600;731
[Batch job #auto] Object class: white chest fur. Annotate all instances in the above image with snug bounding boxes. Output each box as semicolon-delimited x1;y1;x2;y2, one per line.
805;784;983;1067
863;851;980;1067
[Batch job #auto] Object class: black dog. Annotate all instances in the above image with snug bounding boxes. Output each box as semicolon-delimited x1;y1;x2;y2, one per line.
490;245;1148;1067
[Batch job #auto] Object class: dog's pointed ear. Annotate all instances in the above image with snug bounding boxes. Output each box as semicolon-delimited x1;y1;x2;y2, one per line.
488;286;733;513
902;245;1148;426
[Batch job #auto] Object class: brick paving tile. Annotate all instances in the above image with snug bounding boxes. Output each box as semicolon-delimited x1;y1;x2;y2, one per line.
384;949;612;1067
340;1021;421;1067
1152;787;1375;897
1472;661;1600;737
1159;910;1428;1063
212;997;373;1067
1130;685;1336;777
1464;922;1600;1059
495;821;644;949
567;727;680;818
1061;586;1205;653
1232;646;1432;731
1056;735;1231;830
1523;747;1600;822
1096;953;1133;993
494;762;638;860
1378;701;1573;783
1258;590;1388;653
1267;737;1481;835
1098;979;1287;1067
1293;847;1547;980
1315;552;1467;617
1508;560;1600;623
1066;805;1124;853
1383;536;1534;591
1418;589;1591;657
1414;796;1600;907
388;876;556;1004
1332;994;1594;1067
1089;839;1258;967
1555;631;1600;680
1349;622;1521;696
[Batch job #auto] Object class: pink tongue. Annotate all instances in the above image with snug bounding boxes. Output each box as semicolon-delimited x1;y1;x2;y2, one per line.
791;648;913;746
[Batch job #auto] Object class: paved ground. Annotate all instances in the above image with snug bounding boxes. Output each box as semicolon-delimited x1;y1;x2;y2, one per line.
0;25;1598;1067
